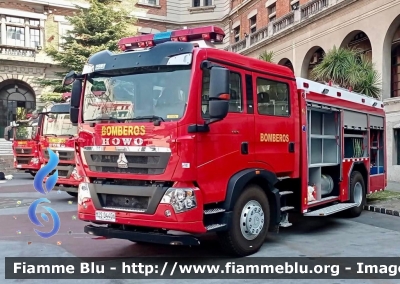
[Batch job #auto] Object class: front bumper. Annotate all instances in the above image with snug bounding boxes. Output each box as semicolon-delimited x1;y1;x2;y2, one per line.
84;225;201;246
78;182;207;234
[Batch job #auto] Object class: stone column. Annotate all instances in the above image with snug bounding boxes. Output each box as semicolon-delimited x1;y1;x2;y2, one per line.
25;18;30;47
1;15;6;45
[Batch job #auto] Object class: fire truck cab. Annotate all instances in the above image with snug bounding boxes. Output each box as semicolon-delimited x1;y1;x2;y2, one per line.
62;26;386;256
4;116;41;176
38;102;81;197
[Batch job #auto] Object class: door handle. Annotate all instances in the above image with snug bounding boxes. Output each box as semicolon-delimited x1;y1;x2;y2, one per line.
241;142;249;155
288;142;295;153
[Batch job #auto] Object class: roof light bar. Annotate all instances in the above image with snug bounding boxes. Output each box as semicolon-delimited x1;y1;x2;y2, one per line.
118;26;225;51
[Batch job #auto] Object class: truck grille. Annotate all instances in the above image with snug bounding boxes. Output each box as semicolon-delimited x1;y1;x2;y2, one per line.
15;148;32;155
44;149;75;161
50;165;75;178
83;148;170;175
16;157;31;164
99;194;150;211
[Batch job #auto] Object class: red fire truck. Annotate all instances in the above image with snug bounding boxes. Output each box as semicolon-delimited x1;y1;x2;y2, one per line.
38;102;81;197
62;26;386;256
4;116;41;176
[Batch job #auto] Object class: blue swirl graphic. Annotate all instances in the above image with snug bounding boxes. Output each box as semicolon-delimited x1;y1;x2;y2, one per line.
28;198;61;238
33;148;59;194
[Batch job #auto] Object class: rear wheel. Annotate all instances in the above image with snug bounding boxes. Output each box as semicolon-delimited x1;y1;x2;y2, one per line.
345;171;366;217
217;184;270;256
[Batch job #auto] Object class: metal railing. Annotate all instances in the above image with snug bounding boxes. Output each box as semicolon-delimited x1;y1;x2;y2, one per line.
301;0;329;19
273;12;295;34
0;46;35;57
250;26;268;45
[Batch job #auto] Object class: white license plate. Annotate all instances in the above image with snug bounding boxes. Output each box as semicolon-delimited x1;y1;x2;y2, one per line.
95;211;116;222
17;165;22;168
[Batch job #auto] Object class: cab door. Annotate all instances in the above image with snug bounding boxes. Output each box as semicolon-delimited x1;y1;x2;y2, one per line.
195;63;254;203
252;73;297;176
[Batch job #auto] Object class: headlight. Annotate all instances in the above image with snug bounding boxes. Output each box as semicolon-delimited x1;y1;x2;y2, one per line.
78;182;91;205
160;188;197;213
71;167;82;181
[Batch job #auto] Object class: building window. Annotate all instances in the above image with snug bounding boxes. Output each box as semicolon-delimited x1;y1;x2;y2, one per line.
6;16;24;24
59;23;73;50
204;0;212;5
268;4;276;22
29;28;40;48
2;15;42;48
256;77;290;116
233;26;240;42
395;129;400;165
249;15;256;34
138;0;157;5
6;26;25;47
193;0;200;7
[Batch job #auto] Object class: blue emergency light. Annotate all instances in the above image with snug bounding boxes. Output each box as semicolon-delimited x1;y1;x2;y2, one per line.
118;26;225;51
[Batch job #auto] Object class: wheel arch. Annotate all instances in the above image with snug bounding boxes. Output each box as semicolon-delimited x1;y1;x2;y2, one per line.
350;162;368;195
222;168;281;226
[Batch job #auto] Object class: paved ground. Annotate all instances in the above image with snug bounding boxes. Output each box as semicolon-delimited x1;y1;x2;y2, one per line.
0;174;400;284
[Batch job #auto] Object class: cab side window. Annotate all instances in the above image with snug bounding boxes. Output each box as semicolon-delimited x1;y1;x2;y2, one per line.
256;77;290;117
201;68;243;118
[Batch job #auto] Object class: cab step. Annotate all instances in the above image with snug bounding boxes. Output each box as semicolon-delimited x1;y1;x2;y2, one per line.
281;206;294;212
279;191;293;196
204;208;225;215
304;203;358;216
206;224;226;231
279;213;292;227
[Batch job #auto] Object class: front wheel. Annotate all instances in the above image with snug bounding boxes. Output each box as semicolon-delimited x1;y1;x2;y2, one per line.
217;184;270;256
345;171;366;218
29;171;36;177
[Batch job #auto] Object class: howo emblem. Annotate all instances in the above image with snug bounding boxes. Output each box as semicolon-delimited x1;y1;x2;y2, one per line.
117;153;128;168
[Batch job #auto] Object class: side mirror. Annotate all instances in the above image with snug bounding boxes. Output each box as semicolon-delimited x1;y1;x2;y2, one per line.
70;80;82;108
208;66;230;121
62;71;77;87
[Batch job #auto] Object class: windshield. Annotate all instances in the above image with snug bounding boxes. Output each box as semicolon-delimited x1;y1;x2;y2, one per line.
43;113;77;136
14;122;36;140
82;67;191;122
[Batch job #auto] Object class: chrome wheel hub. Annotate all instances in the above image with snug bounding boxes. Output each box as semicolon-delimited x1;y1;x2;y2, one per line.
240;200;264;240
354;182;363;206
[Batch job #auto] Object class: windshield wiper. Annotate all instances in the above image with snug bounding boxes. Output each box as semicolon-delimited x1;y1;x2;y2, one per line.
44;134;57;137
85;115;121;122
125;115;165;126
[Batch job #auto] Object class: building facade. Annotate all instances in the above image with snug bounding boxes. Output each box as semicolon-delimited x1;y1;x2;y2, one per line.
0;0;89;138
137;0;400;183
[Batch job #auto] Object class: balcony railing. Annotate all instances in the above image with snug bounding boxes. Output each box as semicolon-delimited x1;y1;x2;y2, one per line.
301;0;329;19
225;0;336;53
231;38;246;53
273;12;294;34
250;26;268;46
0;45;36;57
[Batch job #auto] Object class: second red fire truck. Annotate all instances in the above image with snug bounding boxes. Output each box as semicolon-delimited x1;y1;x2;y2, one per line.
39;102;81;197
62;26;386;256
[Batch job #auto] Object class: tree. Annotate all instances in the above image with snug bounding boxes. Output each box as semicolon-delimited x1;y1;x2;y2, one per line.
310;46;381;99
36;0;137;102
258;50;274;62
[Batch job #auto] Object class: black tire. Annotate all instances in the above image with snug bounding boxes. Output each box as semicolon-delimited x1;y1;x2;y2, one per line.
67;191;78;197
29;171;36;177
217;184;270;256
345;171;366;217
